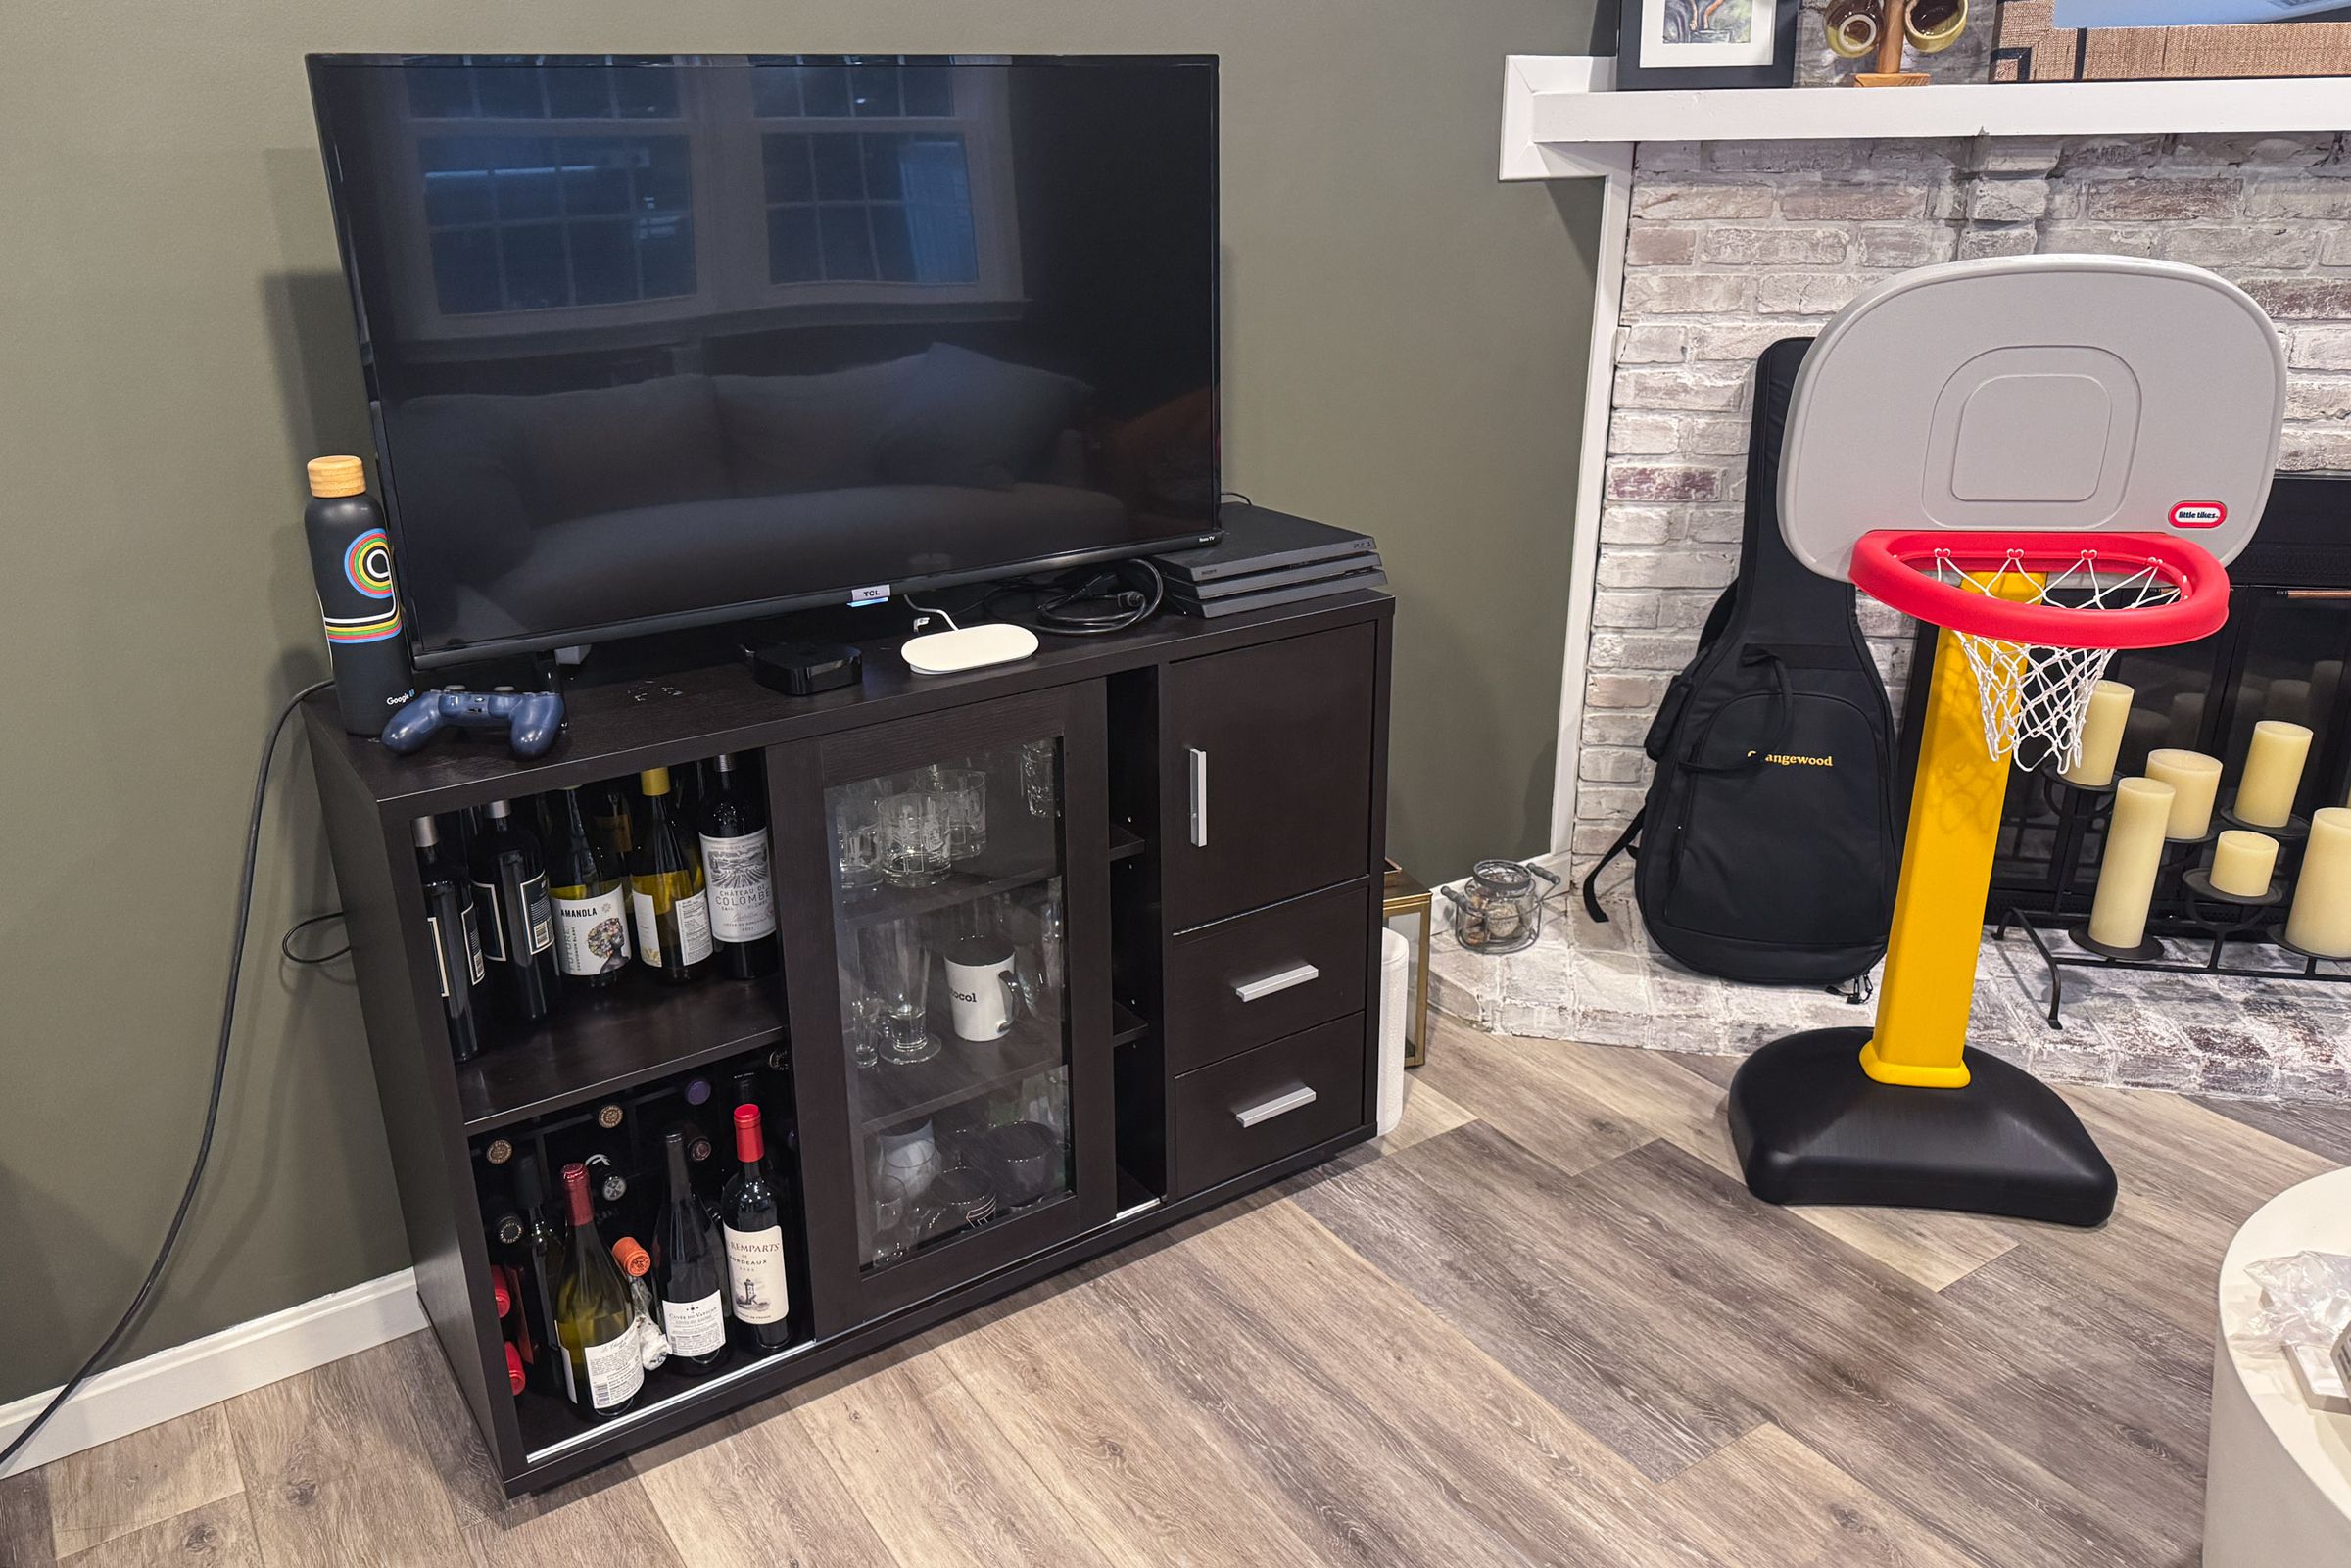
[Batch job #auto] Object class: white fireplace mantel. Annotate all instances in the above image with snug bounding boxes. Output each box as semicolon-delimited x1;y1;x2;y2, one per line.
1502;53;2351;856
1503;54;2351;180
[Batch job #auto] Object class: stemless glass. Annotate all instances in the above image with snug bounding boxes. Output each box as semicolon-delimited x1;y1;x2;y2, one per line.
833;781;885;890
1017;739;1057;819
870;1172;913;1266
937;769;988;863
879;791;951;886
862;917;938;1065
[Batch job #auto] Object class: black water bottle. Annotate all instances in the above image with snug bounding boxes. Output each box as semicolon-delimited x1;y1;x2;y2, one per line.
303;455;415;736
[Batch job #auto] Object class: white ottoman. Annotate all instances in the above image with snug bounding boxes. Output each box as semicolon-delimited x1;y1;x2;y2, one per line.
2205;1168;2351;1566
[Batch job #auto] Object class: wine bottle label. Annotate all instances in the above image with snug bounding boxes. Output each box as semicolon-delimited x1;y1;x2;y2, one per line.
661;1290;726;1356
519;874;554;957
579;1331;644;1410
723;1224;791;1324
460;903;486;985
553;886;631;977
676;889;715;965
473;880;507;962
630;888;661;965
700;830;778;943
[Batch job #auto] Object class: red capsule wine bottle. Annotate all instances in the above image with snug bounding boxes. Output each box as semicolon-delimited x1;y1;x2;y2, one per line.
721;1106;794;1353
412;817;486;1062
555;1162;642;1420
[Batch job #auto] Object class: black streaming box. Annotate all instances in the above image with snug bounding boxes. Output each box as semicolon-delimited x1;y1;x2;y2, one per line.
1155;504;1377;585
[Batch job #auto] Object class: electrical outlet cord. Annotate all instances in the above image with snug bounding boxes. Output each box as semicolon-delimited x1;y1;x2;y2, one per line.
0;678;330;1475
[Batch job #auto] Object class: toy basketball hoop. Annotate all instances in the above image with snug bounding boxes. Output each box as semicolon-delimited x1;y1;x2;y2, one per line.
1728;255;2287;1229
1849;528;2231;773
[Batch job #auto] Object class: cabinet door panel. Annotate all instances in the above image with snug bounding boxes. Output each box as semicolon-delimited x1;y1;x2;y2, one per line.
1162;625;1378;930
775;683;1114;1331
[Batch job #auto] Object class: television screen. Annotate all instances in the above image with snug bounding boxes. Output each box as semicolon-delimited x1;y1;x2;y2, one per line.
307;54;1219;665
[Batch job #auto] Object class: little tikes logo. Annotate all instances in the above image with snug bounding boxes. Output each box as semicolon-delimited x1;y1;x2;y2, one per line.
2169;500;2227;529
1747;750;1835;767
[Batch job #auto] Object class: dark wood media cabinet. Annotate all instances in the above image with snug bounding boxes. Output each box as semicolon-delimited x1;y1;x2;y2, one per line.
305;591;1393;1493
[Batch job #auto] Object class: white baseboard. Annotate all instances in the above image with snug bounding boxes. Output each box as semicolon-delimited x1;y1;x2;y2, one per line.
0;1270;423;1476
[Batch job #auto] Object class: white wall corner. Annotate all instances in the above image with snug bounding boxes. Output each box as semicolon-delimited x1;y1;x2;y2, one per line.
0;1270;424;1477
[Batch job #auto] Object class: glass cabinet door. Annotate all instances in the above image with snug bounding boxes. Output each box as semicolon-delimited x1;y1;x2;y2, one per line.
778;685;1112;1327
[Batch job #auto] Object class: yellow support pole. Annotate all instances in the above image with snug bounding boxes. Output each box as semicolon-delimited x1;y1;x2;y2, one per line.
1859;621;2009;1089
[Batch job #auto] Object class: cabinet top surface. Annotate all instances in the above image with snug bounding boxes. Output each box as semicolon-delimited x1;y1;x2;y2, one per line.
310;592;1391;813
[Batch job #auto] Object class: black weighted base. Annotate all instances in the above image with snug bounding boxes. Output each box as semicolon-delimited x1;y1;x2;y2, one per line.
1727;1027;2117;1228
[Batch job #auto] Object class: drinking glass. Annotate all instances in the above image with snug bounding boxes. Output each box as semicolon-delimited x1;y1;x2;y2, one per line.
862;918;938;1065
1018;739;1057;819
937;768;988;862
870;1172;913;1266
833;781;885;890
845;992;881;1069
879;791;951;886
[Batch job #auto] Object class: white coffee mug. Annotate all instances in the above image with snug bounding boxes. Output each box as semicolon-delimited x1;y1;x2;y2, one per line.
944;939;1018;1040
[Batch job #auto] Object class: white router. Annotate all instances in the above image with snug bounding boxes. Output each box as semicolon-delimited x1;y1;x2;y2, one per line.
901;609;1039;676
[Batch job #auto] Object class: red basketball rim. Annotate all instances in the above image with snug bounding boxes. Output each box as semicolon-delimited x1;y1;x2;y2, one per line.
1848;530;2231;649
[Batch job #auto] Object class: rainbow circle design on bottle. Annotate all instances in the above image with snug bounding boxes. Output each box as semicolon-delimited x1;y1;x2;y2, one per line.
345;528;397;599
323;605;404;643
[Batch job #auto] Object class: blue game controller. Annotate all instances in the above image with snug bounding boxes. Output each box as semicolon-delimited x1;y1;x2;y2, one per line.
381;687;564;759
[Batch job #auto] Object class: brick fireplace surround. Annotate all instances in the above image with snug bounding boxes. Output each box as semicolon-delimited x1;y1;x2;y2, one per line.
1573;132;2351;864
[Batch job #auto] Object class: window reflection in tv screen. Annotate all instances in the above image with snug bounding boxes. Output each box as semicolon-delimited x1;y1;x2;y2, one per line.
308;55;1219;659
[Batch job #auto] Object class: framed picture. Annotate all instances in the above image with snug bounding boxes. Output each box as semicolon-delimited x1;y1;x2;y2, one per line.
1614;0;1803;87
1991;0;2351;78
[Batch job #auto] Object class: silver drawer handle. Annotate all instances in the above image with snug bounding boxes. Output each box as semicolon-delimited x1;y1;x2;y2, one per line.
1234;1085;1318;1129
1187;747;1209;848
1232;963;1319;1004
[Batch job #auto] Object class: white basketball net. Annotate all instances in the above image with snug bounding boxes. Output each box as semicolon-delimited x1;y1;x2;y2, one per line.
1934;550;2183;773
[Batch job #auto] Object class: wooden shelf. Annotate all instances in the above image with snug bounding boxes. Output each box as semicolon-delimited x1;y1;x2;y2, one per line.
1500;54;2351;179
1110;824;1147;862
852;1020;1064;1134
1112;1001;1149;1047
455;976;787;1135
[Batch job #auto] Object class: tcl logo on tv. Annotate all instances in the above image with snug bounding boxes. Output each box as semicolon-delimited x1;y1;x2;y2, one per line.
2169;501;2227;529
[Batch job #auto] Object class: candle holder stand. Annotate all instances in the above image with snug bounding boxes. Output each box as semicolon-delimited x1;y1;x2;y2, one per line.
1994;770;2349;1027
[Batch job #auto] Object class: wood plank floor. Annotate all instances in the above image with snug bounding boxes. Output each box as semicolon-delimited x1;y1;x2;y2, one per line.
6;1018;2346;1568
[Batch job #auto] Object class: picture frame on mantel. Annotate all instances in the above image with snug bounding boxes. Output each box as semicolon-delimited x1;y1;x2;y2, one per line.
1991;0;2351;78
1614;0;1803;87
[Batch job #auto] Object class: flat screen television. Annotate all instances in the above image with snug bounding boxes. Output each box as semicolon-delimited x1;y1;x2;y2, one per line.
306;54;1220;666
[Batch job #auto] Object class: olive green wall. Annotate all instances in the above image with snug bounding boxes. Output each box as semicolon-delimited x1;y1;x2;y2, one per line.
0;1;1603;1402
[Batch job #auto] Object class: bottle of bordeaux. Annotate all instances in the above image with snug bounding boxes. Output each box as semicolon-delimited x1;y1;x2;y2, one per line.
629;768;712;983
654;1130;730;1374
722;1106;794;1354
411;816;485;1062
699;753;780;980
472;799;560;1024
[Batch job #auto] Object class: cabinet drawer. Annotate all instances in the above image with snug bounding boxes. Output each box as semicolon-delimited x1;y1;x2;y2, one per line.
1163;624;1378;929
1166;882;1370;1074
1172;1016;1366;1198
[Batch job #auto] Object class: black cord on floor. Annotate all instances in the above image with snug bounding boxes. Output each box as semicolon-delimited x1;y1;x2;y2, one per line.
281;911;350;966
0;679;330;1476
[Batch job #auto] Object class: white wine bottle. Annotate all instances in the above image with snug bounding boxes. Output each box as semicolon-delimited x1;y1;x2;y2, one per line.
554;1162;642;1420
629;767;712;984
546;786;630;989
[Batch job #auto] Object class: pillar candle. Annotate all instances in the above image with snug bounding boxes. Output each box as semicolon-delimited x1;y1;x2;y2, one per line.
2166;691;2207;749
2233;720;2312;829
2266;678;2313;727
2144;748;2223;839
2087;776;2177;950
2208;830;2279;899
2061;680;2134;788
2285;807;2351;959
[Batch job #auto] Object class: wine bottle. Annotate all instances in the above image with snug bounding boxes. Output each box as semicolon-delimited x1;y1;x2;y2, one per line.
590;779;638;863
555;1162;643;1420
629;768;712;983
413;817;487;1062
721;1105;794;1353
583;1150;630;1210
511;1155;567;1401
699;753;780;981
545;786;631;989
653;1130;730;1375
471;799;561;1025
504;1342;527;1396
